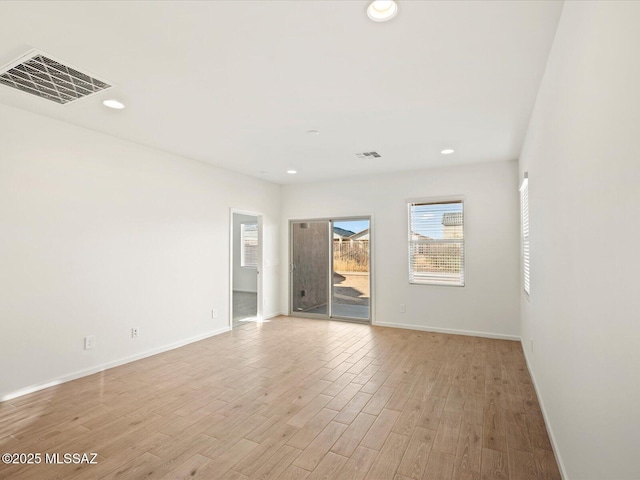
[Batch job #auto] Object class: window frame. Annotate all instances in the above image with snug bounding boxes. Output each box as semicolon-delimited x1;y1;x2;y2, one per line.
407;196;466;287
240;222;258;268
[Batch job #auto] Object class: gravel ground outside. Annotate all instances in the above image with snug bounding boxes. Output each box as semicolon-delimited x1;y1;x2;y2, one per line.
332;272;370;306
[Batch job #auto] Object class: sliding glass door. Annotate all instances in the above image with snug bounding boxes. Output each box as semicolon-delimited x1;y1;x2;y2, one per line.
290;217;371;322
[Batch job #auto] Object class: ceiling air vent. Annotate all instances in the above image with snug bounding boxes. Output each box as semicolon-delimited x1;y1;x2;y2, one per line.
0;50;112;105
356;151;382;159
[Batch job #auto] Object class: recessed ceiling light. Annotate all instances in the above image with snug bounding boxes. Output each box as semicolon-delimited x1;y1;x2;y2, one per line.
306;129;320;136
103;99;125;110
287;170;297;174
441;149;455;155
367;0;399;22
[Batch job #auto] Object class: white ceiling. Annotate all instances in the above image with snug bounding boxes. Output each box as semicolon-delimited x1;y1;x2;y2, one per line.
0;1;563;185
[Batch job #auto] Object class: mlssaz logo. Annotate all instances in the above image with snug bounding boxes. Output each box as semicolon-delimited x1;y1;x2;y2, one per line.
45;453;99;464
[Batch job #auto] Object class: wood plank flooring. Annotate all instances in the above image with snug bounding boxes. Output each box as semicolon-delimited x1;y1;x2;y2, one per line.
0;317;561;480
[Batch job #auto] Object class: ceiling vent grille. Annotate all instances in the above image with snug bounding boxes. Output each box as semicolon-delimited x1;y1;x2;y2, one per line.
0;50;112;105
356;151;382;159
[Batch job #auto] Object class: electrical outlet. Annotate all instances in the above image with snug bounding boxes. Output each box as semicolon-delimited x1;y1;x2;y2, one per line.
212;309;218;318
84;335;96;350
131;327;139;338
400;304;406;313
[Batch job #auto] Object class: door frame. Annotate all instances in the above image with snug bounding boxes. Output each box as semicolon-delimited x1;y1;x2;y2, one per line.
229;208;263;329
288;215;373;324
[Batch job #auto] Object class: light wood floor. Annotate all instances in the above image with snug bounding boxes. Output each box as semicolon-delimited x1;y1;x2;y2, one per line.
0;317;561;480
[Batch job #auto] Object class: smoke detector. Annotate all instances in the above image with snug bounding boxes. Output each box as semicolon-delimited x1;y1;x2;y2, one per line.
356;151;382;159
0;49;113;105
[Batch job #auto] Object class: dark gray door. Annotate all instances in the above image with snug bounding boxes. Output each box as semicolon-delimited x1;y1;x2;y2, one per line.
290;221;331;317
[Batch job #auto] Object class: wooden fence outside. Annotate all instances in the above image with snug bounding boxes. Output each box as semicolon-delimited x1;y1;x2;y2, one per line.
333;240;369;272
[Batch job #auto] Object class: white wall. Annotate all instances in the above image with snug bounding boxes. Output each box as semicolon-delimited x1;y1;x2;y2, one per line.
232;213;258;293
518;2;640;479
0;104;280;400
281;160;521;339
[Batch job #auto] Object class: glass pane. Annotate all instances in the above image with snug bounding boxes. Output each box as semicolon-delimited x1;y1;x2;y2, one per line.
409;202;464;285
332;219;370;320
410;202;463;240
241;223;258;267
291;221;330;315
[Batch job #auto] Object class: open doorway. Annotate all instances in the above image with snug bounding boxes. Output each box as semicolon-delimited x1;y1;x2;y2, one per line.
231;211;262;328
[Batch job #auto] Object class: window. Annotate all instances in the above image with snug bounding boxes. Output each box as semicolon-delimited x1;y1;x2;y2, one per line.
408;200;464;286
241;223;258;268
520;174;530;295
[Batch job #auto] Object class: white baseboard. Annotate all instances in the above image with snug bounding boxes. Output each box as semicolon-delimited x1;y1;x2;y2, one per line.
521;342;568;480
0;326;231;403
263;311;284;320
372;321;520;341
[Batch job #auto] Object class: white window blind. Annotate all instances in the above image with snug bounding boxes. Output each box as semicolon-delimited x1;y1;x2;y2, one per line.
520;176;530;295
241;223;258;268
408;200;464;286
